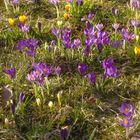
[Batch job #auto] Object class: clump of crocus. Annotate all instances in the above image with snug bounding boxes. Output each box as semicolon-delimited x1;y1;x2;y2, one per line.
26;62;61;86
134;46;140;55
102;57;117;78
119;102;134;128
8;18;15;26
78;63;88;76
4;68;16;79
17;38;38;56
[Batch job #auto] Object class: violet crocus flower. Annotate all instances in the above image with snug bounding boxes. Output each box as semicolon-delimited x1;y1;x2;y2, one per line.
87;12;95;20
49;0;60;5
18;92;25;104
121;28;134;42
52;28;61;37
72;38;81;48
130;0;140;9
60;126;68;139
21;25;30;33
11;0;19;5
4;68;16;79
61;29;72;48
112;23;120;31
76;0;83;6
102;58;117;78
119;118;133;128
11;102;15;114
54;66;61;75
119;103;134;117
87;72;96;84
26;72;36;82
96;24;104;31
78;63;88;75
111;7;118;16
110;40;123;48
17;38;38;57
83;46;90;56
130;19;140;27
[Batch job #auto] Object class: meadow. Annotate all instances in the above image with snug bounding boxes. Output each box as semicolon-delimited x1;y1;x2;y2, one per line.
0;0;140;139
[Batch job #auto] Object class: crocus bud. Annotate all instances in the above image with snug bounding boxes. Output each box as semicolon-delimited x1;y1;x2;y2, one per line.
57;92;61;106
57;20;63;26
48;101;53;109
5;118;9;126
8;18;15;26
64;13;70;20
36;98;41;106
136;35;139;42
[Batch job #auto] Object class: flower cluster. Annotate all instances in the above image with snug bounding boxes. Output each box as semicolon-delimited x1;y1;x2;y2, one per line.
83;22;110;55
26;62;61;86
17;38;38;56
119;103;134;128
61;29;81;49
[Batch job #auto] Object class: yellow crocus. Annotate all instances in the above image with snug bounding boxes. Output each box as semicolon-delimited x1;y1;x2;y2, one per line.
8;18;14;26
19;15;27;24
64;13;70;20
134;46;140;55
65;4;70;11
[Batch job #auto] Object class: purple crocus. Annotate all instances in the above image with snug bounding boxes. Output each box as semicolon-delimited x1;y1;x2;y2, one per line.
18;93;25;104
111;7;118;16
87;12;95;20
121;28;134;42
78;63;88;75
52;28;61;37
60;126;68;139
102;58;117;78
61;29;72;48
87;72;96;84
49;0;60;5
11;102;15;114
112;23;120;31
130;19;140;27
21;25;30;33
4;68;16;79
54;66;61;75
119;118;133;128
110;40;123;48
17;38;38;57
11;0;19;5
119;103;134;117
76;0;83;6
96;24;104;31
71;38;81;48
130;0;140;9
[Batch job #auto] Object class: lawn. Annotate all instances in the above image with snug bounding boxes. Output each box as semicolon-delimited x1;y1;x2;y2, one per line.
0;0;140;139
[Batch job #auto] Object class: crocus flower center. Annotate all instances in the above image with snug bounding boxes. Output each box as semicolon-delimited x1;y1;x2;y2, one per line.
30;75;34;80
125;107;130;113
123;118;129;125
